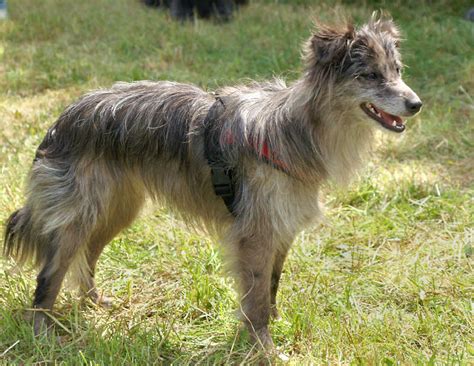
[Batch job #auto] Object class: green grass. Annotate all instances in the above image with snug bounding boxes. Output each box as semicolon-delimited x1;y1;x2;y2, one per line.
1;0;473;364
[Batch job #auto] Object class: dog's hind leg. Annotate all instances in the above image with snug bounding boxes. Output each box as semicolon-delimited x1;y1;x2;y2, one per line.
234;235;275;349
32;225;85;335
81;230;117;308
80;189;145;307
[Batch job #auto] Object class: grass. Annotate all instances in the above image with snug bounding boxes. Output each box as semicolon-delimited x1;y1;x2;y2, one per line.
0;0;473;364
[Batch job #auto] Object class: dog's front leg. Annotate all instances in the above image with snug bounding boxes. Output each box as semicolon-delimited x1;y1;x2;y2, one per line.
235;236;275;349
270;248;289;320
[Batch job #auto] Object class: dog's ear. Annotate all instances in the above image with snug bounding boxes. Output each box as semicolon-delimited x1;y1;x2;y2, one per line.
308;23;355;65
369;11;401;47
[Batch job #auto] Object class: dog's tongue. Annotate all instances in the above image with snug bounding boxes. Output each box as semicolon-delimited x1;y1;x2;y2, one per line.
379;109;403;126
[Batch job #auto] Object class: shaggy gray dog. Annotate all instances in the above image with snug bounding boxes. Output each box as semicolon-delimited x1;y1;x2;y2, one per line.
4;15;421;348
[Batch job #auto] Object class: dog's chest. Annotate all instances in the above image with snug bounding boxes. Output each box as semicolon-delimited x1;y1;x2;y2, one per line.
245;164;321;238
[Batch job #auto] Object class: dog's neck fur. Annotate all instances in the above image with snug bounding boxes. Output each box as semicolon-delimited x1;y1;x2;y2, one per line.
223;75;374;186
288;76;374;185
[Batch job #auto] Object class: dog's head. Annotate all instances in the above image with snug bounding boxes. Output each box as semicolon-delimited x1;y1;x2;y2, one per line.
305;14;422;133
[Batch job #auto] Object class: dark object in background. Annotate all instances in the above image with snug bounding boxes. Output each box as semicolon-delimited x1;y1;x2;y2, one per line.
142;0;247;21
173;0;233;21
143;0;170;6
0;0;7;19
465;8;474;22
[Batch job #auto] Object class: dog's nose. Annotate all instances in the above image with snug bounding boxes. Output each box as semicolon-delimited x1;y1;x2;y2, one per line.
405;99;423;114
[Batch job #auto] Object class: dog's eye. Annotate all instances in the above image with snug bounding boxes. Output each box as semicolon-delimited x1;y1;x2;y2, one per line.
363;73;378;81
396;67;401;75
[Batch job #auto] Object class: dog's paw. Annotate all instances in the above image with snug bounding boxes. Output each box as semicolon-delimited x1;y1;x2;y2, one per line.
32;311;53;336
250;326;274;350
270;306;282;321
86;289;114;308
95;294;114;309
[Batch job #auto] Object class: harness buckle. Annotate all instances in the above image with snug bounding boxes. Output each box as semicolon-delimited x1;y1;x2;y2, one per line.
210;166;234;199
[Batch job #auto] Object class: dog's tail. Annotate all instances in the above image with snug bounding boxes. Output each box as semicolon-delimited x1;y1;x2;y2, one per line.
4;206;49;267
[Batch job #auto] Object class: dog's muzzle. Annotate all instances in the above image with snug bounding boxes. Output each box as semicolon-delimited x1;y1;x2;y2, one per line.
360;103;407;133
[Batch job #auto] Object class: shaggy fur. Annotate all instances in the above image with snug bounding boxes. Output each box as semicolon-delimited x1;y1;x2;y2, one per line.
4;14;421;348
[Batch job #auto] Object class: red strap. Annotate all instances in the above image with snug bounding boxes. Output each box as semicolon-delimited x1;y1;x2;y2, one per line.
260;141;290;172
221;130;290;173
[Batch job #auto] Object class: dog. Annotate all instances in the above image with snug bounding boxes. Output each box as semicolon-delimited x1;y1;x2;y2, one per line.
3;14;421;349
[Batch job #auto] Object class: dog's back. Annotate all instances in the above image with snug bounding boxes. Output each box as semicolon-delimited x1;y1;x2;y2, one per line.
37;81;211;164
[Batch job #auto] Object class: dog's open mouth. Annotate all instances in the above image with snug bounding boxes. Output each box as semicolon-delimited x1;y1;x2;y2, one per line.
360;103;405;133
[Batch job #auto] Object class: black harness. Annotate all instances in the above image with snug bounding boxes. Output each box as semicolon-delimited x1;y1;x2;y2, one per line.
203;97;237;215
203;96;294;215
